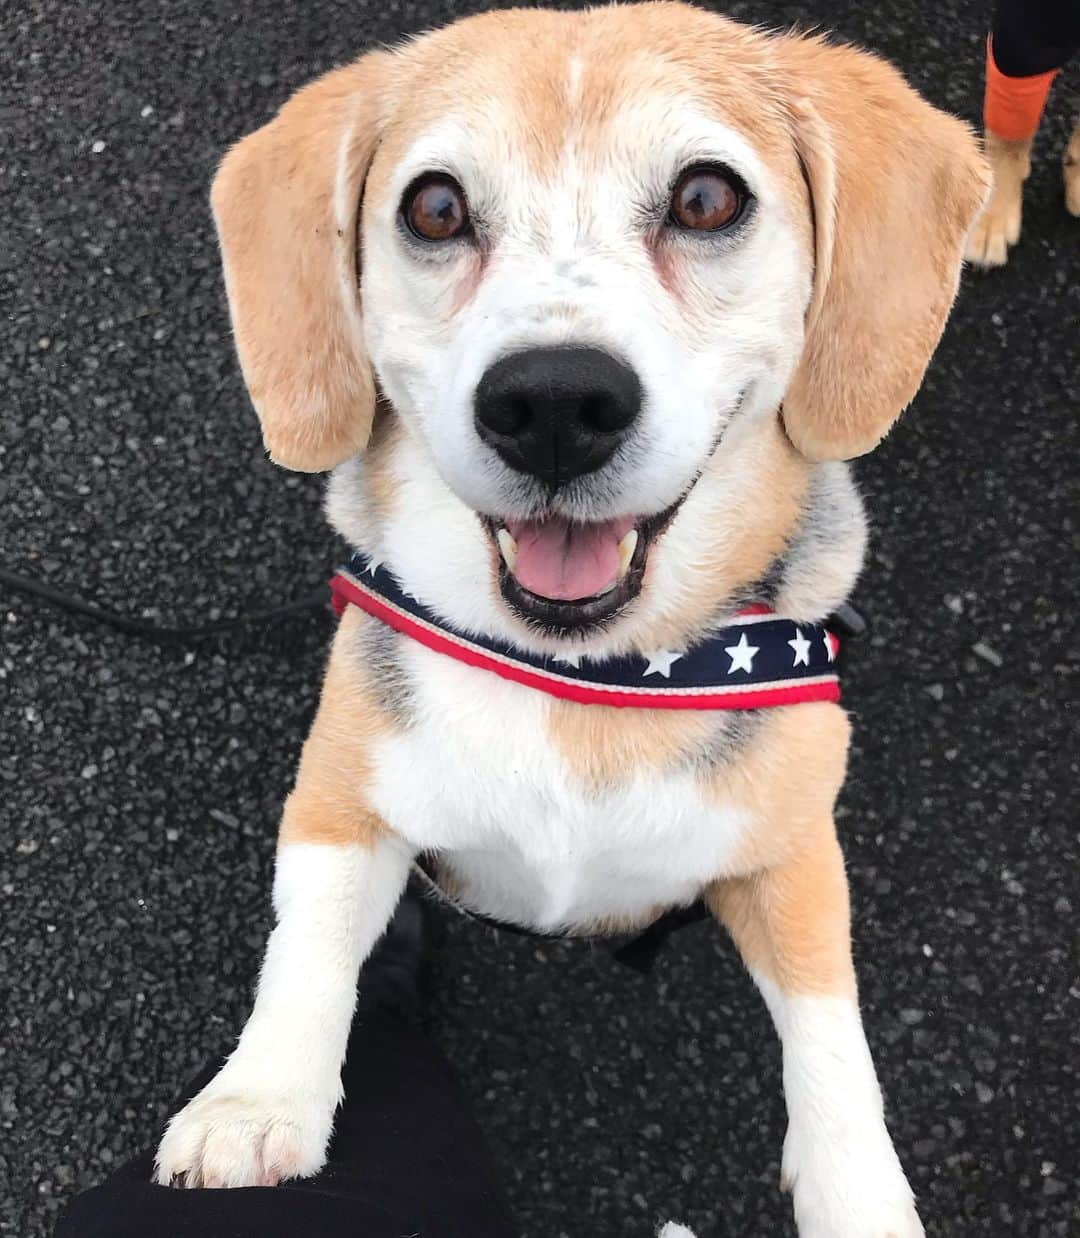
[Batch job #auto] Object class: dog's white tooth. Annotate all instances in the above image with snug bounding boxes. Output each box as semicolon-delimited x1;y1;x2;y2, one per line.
617;529;639;578
496;528;518;571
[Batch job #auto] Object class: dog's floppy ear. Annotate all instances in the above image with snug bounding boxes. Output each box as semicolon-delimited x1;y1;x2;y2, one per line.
776;37;990;461
210;53;390;472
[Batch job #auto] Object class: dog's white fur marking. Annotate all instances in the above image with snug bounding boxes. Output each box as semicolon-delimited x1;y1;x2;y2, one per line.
753;974;924;1238
154;840;412;1187
364;98;808;537
368;641;750;930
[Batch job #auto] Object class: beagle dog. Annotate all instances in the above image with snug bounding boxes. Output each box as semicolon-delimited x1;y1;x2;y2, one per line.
153;6;989;1235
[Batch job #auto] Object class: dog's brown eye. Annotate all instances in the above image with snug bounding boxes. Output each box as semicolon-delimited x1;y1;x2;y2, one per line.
402;175;470;242
669;166;745;232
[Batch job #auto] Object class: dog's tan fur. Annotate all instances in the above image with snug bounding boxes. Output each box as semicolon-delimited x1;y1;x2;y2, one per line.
776;36;990;458
548;701;718;792
278;607;391;849
709;825;856;999
713;700;853;997
709;700;851;875
211;57;389;472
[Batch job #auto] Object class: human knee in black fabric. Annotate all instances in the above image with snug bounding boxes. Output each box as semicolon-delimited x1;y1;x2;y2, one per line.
992;0;1080;77
55;895;519;1238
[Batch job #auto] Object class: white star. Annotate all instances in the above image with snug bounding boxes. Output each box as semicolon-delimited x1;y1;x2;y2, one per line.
553;651;582;669
788;627;812;667
642;649;683;678
724;632;759;675
823;631;836;662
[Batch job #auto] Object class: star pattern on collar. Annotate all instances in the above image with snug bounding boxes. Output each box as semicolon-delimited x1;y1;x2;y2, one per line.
788;627;812;667
334;554;845;714
725;631;759;674
642;649;683;678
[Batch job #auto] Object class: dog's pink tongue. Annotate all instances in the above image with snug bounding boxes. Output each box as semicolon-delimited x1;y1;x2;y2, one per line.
508;516;633;602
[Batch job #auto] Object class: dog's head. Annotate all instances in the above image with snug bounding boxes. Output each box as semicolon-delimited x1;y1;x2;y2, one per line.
211;3;988;653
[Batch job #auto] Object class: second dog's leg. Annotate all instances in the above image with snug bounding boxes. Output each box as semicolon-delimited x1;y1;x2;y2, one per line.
1064;121;1080;216
965;131;1033;266
710;828;923;1238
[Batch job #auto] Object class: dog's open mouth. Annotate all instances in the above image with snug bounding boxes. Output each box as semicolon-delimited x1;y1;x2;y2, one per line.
482;502;681;633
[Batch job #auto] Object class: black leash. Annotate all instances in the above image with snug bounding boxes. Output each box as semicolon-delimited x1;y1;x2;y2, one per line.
0;566;331;640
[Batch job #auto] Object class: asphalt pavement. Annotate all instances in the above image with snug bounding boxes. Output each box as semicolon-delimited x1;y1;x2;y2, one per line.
1;1;1077;1235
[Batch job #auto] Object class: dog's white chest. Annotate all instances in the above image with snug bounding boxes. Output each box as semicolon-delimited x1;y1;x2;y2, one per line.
366;641;750;931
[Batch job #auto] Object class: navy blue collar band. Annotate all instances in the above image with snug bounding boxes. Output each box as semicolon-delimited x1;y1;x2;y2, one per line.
331;552;841;711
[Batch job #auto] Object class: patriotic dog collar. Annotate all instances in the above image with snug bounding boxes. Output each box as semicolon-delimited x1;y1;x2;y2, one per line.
330;552;841;710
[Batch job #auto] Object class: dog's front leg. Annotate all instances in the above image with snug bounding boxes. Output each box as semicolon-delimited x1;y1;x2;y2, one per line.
710;827;923;1238
156;609;413;1188
154;836;410;1188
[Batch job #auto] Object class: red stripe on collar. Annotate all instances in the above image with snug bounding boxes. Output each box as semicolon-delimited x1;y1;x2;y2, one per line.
330;567;840;711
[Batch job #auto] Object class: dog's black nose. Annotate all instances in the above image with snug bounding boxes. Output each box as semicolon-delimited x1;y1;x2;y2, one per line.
474;347;642;489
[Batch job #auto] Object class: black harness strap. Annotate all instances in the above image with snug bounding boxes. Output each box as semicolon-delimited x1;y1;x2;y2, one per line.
412;857;710;974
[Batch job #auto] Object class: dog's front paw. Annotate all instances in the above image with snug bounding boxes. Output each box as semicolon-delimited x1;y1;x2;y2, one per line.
154;1085;335;1188
791;1188;923;1238
783;1123;924;1238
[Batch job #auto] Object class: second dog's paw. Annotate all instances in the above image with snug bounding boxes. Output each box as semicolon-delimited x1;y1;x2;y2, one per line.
965;133;1031;268
154;1089;334;1188
965;182;1023;267
1064;128;1080;217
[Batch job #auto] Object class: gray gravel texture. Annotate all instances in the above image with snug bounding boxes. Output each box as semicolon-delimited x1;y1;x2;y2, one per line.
1;1;1077;1236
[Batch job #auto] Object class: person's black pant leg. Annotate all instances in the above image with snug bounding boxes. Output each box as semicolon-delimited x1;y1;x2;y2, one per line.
993;0;1080;76
56;1009;519;1238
